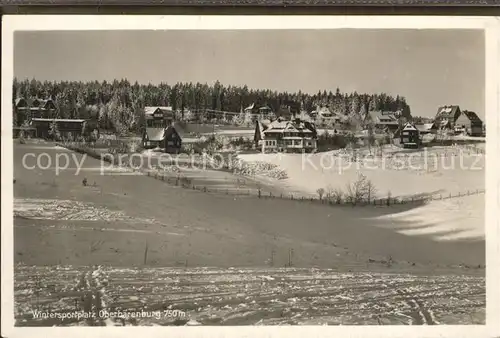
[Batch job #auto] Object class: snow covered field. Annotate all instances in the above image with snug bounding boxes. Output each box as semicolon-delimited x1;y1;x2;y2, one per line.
238;146;485;241
15;265;485;326
238;146;485;199
369;194;484;241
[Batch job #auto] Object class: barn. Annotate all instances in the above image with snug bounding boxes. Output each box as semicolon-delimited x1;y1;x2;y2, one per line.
31;118;86;140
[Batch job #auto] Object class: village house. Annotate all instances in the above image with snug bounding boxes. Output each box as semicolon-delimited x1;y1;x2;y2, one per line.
142;106;182;152
144;106;175;128
254;118;318;153
30;118;86;140
14;97;57;125
364;111;400;133
454;110;483;136
309;105;342;126
394;122;421;148
433;105;462;131
244;103;275;121
415;123;434;136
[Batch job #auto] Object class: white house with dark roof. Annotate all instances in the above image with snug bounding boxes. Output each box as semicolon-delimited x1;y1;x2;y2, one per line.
394;122;421;148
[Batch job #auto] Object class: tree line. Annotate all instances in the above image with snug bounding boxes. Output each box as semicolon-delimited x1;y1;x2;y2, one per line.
13;78;412;135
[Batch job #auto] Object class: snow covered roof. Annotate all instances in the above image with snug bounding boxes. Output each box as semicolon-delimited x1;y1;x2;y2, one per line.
436;105;460;118
415;123;434;132
15;98;27;106
366;111;399;125
402;123;418;131
461;110;482;122
145;106;173;116
31;118;85;123
258;119;315;137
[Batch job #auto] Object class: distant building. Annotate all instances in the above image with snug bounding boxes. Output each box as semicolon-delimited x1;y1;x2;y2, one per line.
31;118;85;140
144;106;174;128
433;105;462;129
163;125;182;154
454;110;483;136
142;106;181;152
394;122;421;148
142;126;182;153
244;103;275;121
309;105;342;125
14;97;57;125
415;123;434;135
254;118;317;153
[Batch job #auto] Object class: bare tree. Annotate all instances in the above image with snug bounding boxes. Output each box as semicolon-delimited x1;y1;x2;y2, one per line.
345;172;376;205
316;188;325;201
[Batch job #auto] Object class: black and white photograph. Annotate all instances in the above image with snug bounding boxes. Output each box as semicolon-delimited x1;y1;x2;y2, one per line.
1;15;499;336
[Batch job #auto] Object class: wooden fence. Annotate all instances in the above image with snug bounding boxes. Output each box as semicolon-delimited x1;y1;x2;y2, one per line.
136;164;487;208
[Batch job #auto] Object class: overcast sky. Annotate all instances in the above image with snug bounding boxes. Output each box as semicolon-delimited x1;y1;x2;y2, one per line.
14;29;484;118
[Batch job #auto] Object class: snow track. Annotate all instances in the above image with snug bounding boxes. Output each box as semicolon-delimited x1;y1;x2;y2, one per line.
14;266;485;326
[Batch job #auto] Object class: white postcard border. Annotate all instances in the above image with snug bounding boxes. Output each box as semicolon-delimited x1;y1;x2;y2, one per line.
2;15;499;338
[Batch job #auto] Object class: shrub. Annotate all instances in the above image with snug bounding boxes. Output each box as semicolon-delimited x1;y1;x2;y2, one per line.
18;130;26;144
325;186;344;204
345;172;377;205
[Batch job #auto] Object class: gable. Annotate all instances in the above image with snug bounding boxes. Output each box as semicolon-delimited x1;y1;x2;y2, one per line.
15;98;28;107
436;105;461;120
43;100;56;110
164;126;182;141
30;98;41;107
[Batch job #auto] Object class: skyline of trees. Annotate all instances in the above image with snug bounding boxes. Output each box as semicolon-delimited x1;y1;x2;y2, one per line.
13;78;412;134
